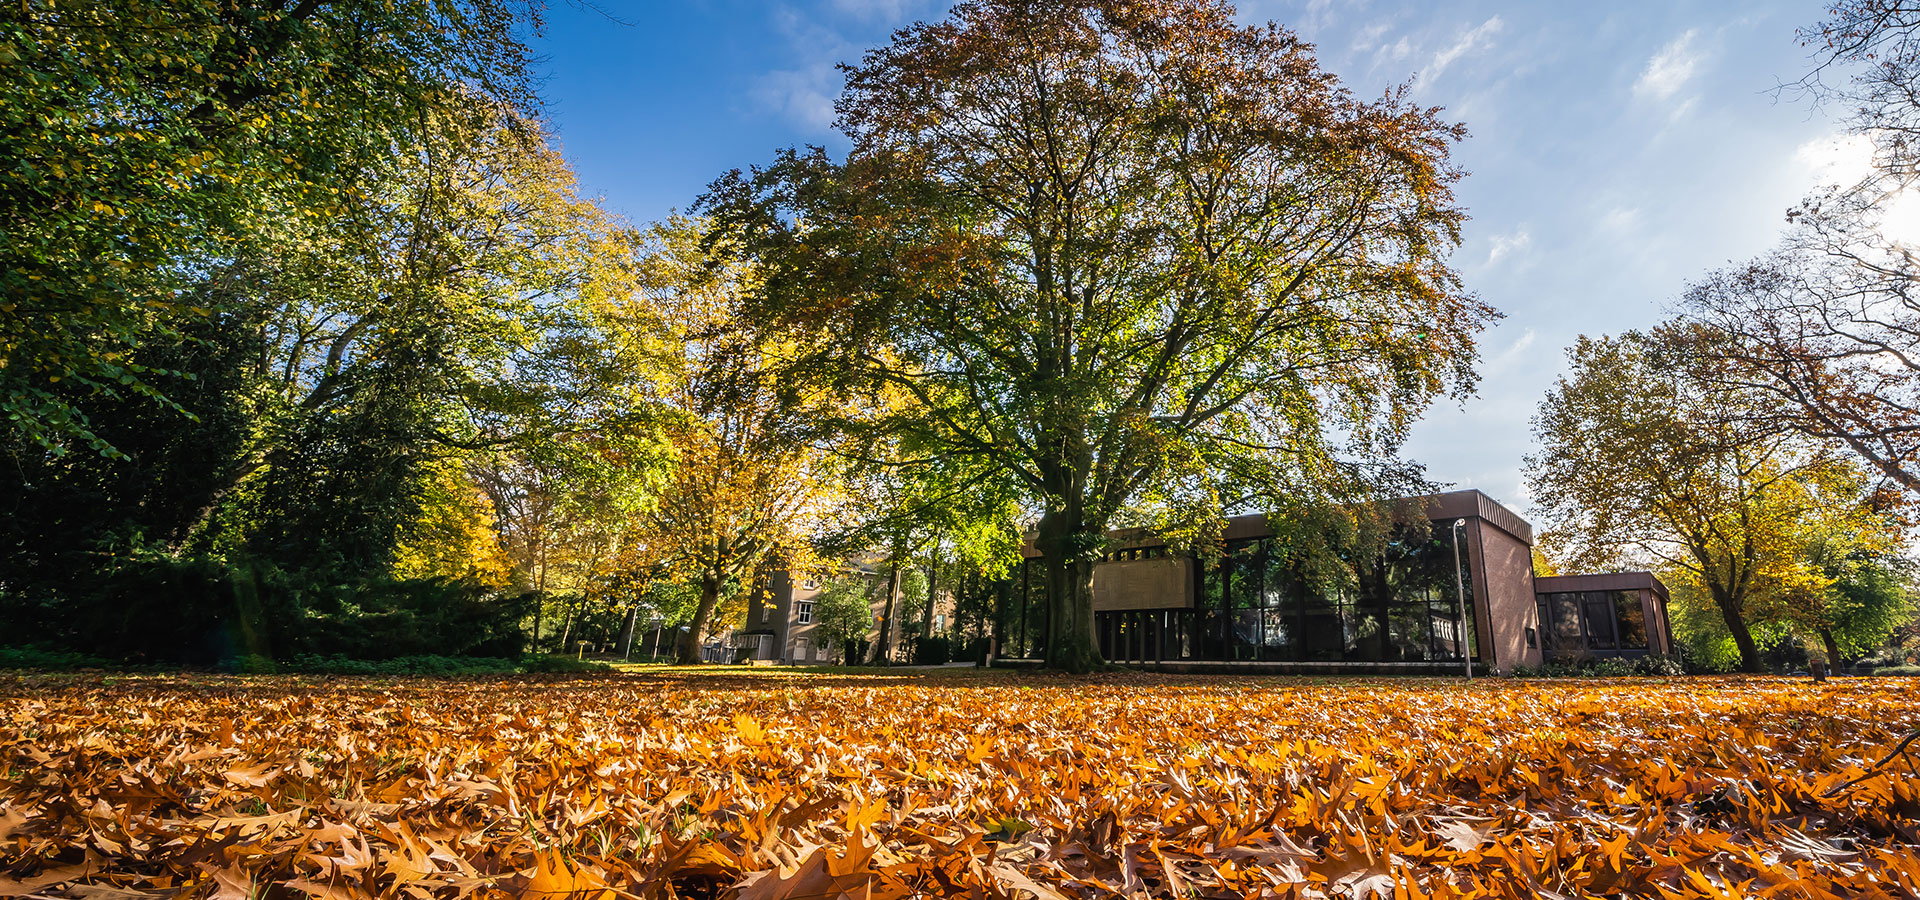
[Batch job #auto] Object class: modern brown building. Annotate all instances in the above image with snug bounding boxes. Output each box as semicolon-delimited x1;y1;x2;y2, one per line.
1532;572;1673;661
996;490;1672;674
715;490;1673;673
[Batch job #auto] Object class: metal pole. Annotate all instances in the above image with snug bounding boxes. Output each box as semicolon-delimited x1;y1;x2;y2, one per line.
1451;518;1472;679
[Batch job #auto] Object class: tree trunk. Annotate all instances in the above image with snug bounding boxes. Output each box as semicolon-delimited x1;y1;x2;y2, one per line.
532;595;544;650
1038;509;1103;673
1820;627;1844;669
1709;584;1763;673
619;605;639;659
679;574;724;665
557;596;577;651
870;560;902;665
920;557;939;641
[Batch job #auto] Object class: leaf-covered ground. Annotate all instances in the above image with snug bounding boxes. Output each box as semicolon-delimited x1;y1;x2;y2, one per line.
1;670;1916;899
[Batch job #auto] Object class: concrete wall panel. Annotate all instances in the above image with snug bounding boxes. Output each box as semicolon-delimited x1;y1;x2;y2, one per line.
1473;519;1541;672
1093;558;1194;610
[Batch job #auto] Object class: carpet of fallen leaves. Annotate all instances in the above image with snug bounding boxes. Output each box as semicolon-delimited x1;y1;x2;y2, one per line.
2;670;1918;900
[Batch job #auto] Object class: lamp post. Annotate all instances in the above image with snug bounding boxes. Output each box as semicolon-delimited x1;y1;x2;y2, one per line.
1450;518;1472;679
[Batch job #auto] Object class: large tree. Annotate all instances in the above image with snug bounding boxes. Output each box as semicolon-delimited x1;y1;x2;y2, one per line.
1;0;541;454
1746;460;1914;666
704;0;1491;670
0;103;642;652
626;221;847;665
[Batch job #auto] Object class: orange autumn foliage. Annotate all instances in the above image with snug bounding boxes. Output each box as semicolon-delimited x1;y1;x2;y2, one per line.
0;671;1916;899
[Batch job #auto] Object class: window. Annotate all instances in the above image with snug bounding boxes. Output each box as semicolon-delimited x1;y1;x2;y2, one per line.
1179;530;1475;664
801;578;819;591
796;601;813;624
759;605;772;626
1536;589;1649;655
1582;593;1616;649
1614;591;1648;649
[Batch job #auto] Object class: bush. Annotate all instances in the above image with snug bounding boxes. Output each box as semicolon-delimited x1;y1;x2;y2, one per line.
1631;654;1687;677
964;637;993;665
283;654;522;676
221;653;277;674
1510;654;1687;678
1584;657;1635;677
517;654;611;674
910;635;952;666
0;646;114;670
3;546;534;666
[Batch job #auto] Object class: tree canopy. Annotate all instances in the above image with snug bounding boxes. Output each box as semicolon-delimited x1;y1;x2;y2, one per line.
703;0;1493;670
1;0;542;455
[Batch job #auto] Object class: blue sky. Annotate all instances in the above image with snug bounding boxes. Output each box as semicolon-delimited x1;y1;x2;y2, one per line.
533;0;1865;514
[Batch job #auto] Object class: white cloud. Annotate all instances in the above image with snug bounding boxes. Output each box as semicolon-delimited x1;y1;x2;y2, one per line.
1634;30;1701;101
1376;34;1415;64
1424;16;1502;83
1486;226;1531;266
1483;327;1538;377
1599;206;1641;233
1298;0;1337;30
1351;21;1392;52
751;65;839;132
829;0;929;23
748;7;856;134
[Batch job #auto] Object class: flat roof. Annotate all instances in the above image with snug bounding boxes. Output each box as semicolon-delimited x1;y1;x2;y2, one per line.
1535;572;1669;599
1021;489;1535;556
1221;489;1533;546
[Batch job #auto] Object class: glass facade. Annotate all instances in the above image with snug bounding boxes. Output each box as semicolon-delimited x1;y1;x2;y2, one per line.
998;557;1050;659
1078;526;1478;664
1534;590;1649;656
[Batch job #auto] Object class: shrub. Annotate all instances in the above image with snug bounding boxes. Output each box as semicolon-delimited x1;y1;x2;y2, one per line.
4;543;534;666
964;637;993;665
1584;657;1635;677
282;654;523;676
1510;655;1688;678
0;646;113;670
1631;654;1687;676
910;635;952;666
517;655;611;674
221;653;278;674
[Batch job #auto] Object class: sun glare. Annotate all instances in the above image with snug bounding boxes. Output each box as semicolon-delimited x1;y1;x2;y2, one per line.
1880;189;1920;245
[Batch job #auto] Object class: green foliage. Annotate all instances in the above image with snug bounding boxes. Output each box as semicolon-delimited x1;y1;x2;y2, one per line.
812;578;878;661
515;654;612;674
1806;552;1916;661
287;654;608;675
0;0;541;453
0;539;531;666
897;568;931;632
2;51;649;666
909;635;952;666
0;646;114;670
1510;654;1685;678
283;654;520;676
703;0;1491;671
